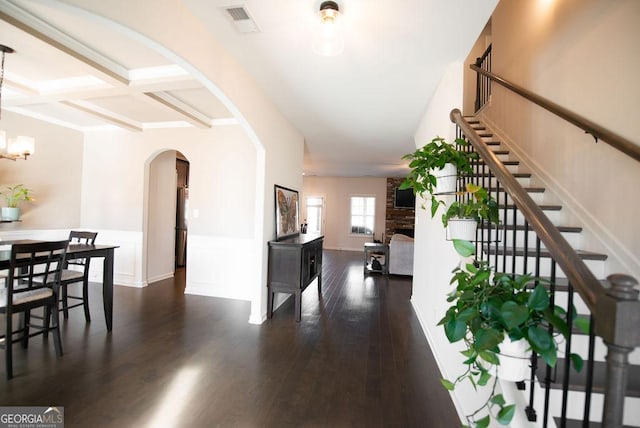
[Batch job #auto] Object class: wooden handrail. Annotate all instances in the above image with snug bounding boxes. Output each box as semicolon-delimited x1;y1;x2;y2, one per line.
450;109;604;311
470;64;640;163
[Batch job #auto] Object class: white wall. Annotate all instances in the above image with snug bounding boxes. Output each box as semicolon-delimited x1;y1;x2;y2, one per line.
302;176;387;251
146;150;178;284
410;61;489;422
481;0;640;279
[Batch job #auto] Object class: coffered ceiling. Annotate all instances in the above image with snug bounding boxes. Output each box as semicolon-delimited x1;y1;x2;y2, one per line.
0;0;497;176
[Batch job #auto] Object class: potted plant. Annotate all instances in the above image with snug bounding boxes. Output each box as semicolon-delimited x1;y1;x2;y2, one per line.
442;183;499;241
400;137;478;217
1;184;34;221
438;240;585;427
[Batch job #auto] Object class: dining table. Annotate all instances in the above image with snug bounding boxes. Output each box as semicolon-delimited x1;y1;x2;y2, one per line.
0;239;119;331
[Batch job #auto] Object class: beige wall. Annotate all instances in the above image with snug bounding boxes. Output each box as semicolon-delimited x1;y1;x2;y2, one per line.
0;111;83;230
463;22;492;116
482;0;640;277
81;126;256;237
302;176;387;251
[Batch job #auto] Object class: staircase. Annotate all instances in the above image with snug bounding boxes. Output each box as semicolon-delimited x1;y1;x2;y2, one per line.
456;114;640;427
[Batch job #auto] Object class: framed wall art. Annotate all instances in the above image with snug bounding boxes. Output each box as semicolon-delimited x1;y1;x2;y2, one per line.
274;184;300;240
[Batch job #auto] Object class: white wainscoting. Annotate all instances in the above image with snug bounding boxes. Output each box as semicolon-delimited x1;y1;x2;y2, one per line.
0;230;257;301
185;234;255;302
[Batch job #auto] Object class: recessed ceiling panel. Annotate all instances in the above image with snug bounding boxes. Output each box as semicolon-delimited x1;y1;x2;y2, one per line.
87;95;183;123
167;88;232;119
11;103;111;128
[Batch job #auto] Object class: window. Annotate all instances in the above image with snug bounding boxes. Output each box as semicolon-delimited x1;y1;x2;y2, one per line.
305;196;324;234
350;196;375;235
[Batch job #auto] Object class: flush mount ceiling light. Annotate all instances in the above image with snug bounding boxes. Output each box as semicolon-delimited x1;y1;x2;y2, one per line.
0;44;35;161
313;1;344;56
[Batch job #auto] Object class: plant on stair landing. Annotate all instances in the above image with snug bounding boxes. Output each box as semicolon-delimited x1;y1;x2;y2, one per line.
439;240;586;427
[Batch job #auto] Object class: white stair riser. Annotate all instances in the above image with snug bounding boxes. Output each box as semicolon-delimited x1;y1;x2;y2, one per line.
480;255;605;279
467;176;532;191
478;228;582;249
499;209;565;227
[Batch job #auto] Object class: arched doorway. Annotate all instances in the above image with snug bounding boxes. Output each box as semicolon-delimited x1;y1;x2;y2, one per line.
145;150;190;285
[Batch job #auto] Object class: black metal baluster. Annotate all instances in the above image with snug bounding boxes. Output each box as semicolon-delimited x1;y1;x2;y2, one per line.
543;260;557;428
560;283;575;427
494;178;500;268
511;204;517;276
583;315;596;427
523;220;529;276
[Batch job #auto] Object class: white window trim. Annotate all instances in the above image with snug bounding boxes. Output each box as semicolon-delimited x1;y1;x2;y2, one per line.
349;194;376;236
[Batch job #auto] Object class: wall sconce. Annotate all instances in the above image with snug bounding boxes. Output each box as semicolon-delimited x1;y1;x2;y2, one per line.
1;44;35;161
313;1;344;56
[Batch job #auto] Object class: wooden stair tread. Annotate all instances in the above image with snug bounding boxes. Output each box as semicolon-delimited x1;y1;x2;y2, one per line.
554;417;636;428
526;276;610;293
536;358;640;398
488;186;545;193
472;159;520;166
484;246;608;261
499;204;562;211
474;172;532;178
478;223;582;233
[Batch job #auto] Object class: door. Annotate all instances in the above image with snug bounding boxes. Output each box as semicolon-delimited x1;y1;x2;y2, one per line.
305;196;324;235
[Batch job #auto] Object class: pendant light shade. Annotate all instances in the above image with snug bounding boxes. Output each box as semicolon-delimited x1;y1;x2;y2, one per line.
0;44;36;161
313;1;344;56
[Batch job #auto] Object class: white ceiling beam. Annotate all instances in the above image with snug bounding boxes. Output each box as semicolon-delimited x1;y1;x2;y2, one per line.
0;3;129;86
60;100;143;132
143;92;212;129
3;78;204;107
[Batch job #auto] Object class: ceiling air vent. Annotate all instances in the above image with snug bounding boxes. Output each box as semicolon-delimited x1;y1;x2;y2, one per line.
222;5;260;33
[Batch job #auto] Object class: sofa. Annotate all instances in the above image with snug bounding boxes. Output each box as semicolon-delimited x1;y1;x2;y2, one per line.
389;233;414;275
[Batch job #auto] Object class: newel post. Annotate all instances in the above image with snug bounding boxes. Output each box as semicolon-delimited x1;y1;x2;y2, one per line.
596;274;640;428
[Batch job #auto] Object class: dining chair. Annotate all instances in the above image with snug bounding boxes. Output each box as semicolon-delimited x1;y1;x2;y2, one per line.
59;231;98;322
0;240;68;380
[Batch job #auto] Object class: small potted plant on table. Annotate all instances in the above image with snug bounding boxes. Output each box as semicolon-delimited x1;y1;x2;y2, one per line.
1;184;34;221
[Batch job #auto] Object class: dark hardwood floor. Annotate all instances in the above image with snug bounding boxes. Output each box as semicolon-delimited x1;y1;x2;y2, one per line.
0;250;459;427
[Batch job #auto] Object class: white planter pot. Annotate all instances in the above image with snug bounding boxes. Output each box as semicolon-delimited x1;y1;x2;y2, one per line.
446;218;477;241
433;163;457;195
1;207;20;221
497;337;530;382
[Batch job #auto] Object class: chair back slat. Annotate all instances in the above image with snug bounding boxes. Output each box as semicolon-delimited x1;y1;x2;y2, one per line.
6;240;69;311
67;231;97;268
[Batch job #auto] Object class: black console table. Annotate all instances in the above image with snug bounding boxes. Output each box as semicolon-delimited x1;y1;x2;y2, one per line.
267;234;323;321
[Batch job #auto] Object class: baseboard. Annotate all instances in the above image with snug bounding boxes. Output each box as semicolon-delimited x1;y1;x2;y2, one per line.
410;298;467;424
324;246;364;252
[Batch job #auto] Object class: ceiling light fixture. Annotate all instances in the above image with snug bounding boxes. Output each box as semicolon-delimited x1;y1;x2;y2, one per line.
0;44;35;161
313;1;344;57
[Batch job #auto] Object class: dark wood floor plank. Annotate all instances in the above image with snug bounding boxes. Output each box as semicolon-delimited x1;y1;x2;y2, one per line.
0;249;459;427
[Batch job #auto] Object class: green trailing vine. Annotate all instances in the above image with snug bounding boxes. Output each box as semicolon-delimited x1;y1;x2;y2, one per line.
402;138;587;427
